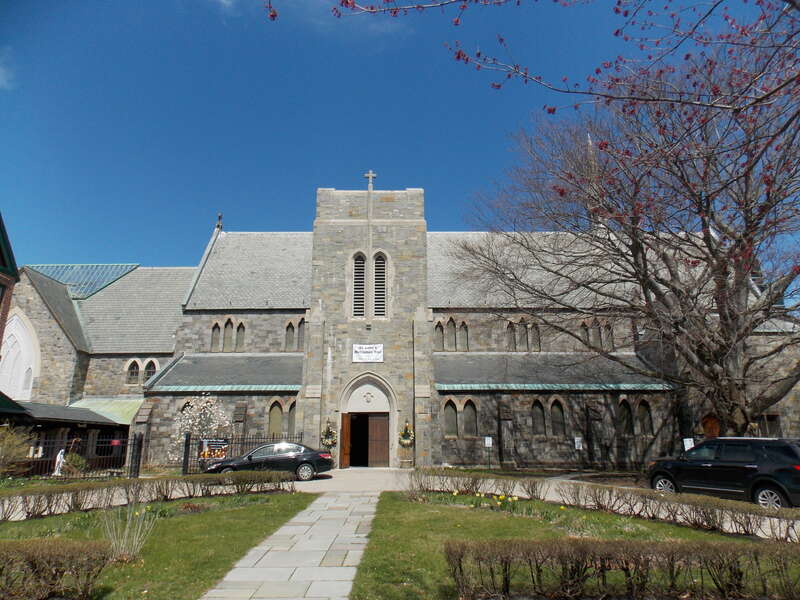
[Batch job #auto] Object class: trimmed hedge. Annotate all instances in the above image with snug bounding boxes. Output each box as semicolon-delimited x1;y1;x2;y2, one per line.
0;470;295;521
408;467;800;540
444;538;800;599
0;539;110;600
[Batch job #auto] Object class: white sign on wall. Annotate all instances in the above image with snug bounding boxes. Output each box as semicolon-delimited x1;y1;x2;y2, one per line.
484;436;493;448
574;436;583;451
352;344;384;363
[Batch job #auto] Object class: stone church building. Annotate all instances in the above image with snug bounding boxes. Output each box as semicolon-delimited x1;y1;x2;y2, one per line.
2;181;795;469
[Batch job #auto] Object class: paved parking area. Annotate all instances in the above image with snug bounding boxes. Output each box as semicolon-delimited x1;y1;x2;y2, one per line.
202;492;379;600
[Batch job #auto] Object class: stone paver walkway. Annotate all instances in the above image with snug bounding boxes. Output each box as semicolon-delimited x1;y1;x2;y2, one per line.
202;492;378;600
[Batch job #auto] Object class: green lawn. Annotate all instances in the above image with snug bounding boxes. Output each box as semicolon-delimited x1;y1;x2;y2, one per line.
350;492;746;600
0;491;315;600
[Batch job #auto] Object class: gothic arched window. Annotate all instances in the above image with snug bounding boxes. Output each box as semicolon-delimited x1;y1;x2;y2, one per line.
580;322;590;347
457;322;469;352
463;400;478;436
530;324;541;352
551;400;566;437
288;402;296;436
210;324;220;352
126;362;140;385
223;319;234;352
285;323;295;352
637;401;654;435
517;319;529;352
590;319;602;349
604;323;615;351
373;253;387;317
297;319;305;351
446;318;457;351
143;360;156;381
444;401;458;437
434;323;444;351
532;401;546;435
235;323;246;352
506;322;517;351
268;402;283;438
620;400;634;436
353;254;366;317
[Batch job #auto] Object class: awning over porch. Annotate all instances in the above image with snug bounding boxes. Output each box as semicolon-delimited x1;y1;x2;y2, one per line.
433;352;672;392
69;397;145;425
145;353;304;393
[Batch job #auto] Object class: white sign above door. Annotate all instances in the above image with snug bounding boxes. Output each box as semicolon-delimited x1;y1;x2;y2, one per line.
352;344;384;363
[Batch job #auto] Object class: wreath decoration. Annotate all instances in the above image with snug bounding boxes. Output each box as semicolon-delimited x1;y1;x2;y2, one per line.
320;421;337;448
399;422;415;448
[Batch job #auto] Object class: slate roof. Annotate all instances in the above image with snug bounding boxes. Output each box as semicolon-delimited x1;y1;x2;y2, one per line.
26;264;138;298
433;352;671;391
428;232;495;307
13;401;117;425
147;353;304;392
185;232;313;310
25;268;90;351
78;267;195;353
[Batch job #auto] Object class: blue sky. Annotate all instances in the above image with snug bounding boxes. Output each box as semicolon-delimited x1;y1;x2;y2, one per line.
1;0;628;267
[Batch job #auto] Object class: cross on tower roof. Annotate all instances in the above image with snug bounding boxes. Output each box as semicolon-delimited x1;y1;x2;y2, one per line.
363;169;377;191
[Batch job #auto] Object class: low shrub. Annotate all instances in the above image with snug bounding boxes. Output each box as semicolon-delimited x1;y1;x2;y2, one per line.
444;538;800;599
100;503;158;563
0;539;110;600
519;477;550;501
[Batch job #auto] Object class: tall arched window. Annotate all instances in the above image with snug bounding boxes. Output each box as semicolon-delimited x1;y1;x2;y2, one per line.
444;401;458;437
126;362;140;385
288;402;296;436
268;402;283;438
506;322;517;351
143;360;156;381
0;315;39;401
285;323;295;351
210;324;220;352
235;323;246;352
434;323;444;351
463;400;478;436
580;322;590;347
457;322;469;352
446;318;457;351
551;400;566;437
297;319;305;351
530;324;541;352
604;323;615;351
373;253;387;317
532;401;546;435
223;319;234;352
620;400;634;435
353;254;366;317
637;401;654;435
517;319;529;352
590;319;602;348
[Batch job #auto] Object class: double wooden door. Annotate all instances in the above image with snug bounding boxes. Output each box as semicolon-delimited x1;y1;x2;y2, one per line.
340;412;389;468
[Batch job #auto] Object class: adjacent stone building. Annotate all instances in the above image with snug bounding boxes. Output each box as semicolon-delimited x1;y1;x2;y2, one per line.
1;181;796;468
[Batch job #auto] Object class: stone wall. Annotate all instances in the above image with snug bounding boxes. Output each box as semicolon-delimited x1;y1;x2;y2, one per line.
434;390;675;468
8;271;82;404
174;310;307;354
83;354;173;397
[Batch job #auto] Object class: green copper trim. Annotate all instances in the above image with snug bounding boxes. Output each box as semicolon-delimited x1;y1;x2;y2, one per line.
151;385;301;393
435;383;672;392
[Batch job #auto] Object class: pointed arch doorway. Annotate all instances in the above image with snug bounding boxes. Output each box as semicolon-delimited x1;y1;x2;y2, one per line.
340;377;392;468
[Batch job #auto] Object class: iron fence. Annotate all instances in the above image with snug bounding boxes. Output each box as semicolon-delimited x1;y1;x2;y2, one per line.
18;432;142;479
181;433;305;475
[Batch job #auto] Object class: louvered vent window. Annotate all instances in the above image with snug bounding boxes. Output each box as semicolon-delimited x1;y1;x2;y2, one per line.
353;255;366;317
373;254;386;317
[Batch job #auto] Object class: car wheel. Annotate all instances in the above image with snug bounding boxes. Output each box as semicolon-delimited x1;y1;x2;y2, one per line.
221;467;234;474
296;463;315;481
652;475;677;493
754;486;788;509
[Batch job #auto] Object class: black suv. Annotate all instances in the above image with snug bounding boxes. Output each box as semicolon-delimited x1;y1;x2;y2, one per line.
647;437;800;508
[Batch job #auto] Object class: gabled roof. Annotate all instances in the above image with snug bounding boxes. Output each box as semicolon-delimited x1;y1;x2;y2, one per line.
70;397;145;425
433;352;671;391
147;352;303;392
26;264;138;298
24;268;90;352
0;213;19;282
78;267;195;354
184;231;313;310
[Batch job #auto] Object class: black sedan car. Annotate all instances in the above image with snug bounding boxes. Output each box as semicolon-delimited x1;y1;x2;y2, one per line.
647;437;800;508
204;442;333;481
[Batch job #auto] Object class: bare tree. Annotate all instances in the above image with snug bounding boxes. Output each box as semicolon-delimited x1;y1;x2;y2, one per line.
456;61;800;435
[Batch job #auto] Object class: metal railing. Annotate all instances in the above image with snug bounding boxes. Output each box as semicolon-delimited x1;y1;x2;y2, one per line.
181;433;305;475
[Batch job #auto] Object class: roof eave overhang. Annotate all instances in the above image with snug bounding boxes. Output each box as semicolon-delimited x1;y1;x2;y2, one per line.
435;383;673;392
149;385;301;393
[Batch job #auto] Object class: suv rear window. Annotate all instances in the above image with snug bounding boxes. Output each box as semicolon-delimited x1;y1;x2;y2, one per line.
759;443;800;463
719;442;755;462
